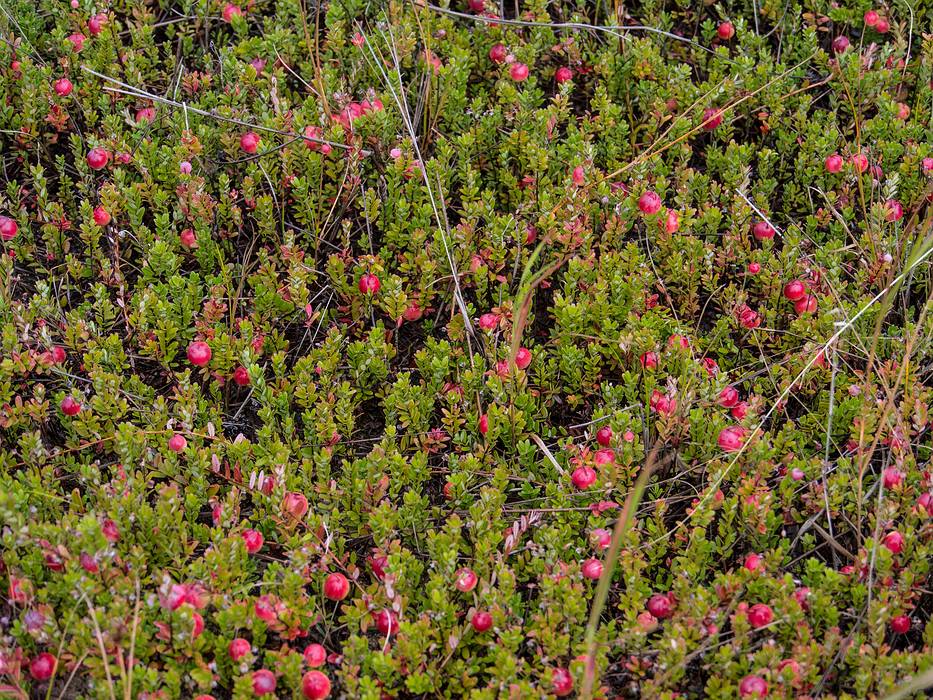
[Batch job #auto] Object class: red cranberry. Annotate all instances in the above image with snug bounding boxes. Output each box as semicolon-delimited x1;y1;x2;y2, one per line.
717;22;735;40
885;199;904;222
515;347;532;369
718;426;745;452
581;558;603;580
60;396;82;416
752;221;775;240
233;366;250;386
29;653;56;681
882;530;904;554
832;35;850;53
890;615;910;634
638;191;662;215
783;280;806;301
187;341;212;366
747;603;773;628
702;108;723;130
794;295;818;315
743;553;763;572
718;386;739;408
825;153;843;172
53;78;73;96
739;675;768;697
168;434;187;453
323;572;349;601
86;147;109;170
455;567;478;592
301;670;331;700
374;609;398;636
646;593;673;619
222;3;243;22
488;43;507;64
471;610;493;632
93;207;110;226
552;667;574;697
358;273;380;294
478;414;489;434
864;10;878;26
242;529;264;553
0;215;18;241
240;132;260;154
555;66;573;83
509;63;529;82
252;669;277;695
640;351;658;369
229;637;251;660
571;466;597;489
303;643;327;667
596;425;612;447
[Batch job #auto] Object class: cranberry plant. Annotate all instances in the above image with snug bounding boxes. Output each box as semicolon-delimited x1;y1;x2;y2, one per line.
0;0;931;698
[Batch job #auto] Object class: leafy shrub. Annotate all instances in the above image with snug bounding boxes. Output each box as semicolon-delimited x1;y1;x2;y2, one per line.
0;0;931;698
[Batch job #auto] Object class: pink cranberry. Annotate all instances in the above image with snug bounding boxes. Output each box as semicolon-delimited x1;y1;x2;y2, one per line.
718;426;745;452
747;262;760;274
0;215;18;241
301;670;331;700
752;221;775;240
718;386;739;408
252;669;277;695
168;434;187;453
455;567;478;592
743;553;763;572
832;35;850;53
488;43;507;64
864;10;878;26
515;347;532;369
86;147;109;170
555;66;573;83
242;529;264;553
882;467;903;489
229;637;251;661
581;558;603;580
794;295;818;315
783;280;806;301
60;395;82;416
571;466;597;490
358;273;380;294
303;643;327;667
180;228;197;247
240;132;260;154
374;609;399;636
187;341;212;367
825;153;843;172
552;667;574;697
233;366;250;386
596;426;612;447
890;615;910;634
638;191;662;215
471;610;492;632
67;33;85;51
640;351;658;369
851;153;869;173
509;62;529;82
646;593;673;619
29;653;56;681
136;107;156;123
53;78;73;96
222;3;243;22
747;603;773;628
739;675;768;697
702;108;723;130
882;530;904;554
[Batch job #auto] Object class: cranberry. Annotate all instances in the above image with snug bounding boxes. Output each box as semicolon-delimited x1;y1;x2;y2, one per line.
794;294;818;315
29;653;56;681
717;22;735;40
323;572;349;601
572;466;597;489
581;558;603;580
358;273;380;294
752;221;775;240
718;426;745;452
718;386;739;408
638;191;662;215
882;530;904;554
747;603;773;628
596;425;612;447
303;643;327;667
478;414;489;434
885;199;904;222
229;637;251;660
54;78;73;96
92;207;110;226
180;228;197;247
783;280;806;301
240;131;260;154
515;347;532;369
646;593;673;619
0;215;18;240
743;553;763;572
702;108;723;130
301;670;331;699
739;675;768;697
374;609;398;636
509;63;529;81
640;351;658;369
875;17;889;32
233;366;250;386
471;610;493;632
60;396;82;416
168;433;187;452
252;669;277;695
223;3;243;22
86;147;109;170
882;467;903;489
242;529;264;553
187;341;212;366
478;313;499;330
455;567;478;592
864;10;878;26
890;615;911;634
825;153;843;172
552;667;574;697
488;43;507;64
555;66;573;83
832;35;850;53
136;107;156;123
